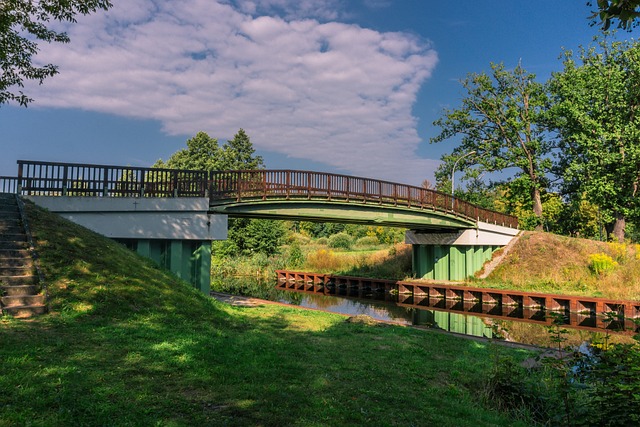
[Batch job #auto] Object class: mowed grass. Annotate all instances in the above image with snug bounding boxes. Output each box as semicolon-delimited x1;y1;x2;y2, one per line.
0;203;532;426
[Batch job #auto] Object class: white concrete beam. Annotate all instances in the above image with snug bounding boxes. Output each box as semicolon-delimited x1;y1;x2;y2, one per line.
26;196;227;241
406;221;519;246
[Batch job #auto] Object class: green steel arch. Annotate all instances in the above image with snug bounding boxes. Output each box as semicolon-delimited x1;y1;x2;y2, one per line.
209;199;476;230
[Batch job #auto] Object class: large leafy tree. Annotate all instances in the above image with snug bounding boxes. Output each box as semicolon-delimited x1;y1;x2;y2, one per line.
431;62;554;229
154;131;223;171
589;0;640;30
155;130;284;255
1;0;112;106
549;36;640;242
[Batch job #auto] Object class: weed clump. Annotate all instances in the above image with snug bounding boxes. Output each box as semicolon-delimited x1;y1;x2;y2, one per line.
588;253;618;275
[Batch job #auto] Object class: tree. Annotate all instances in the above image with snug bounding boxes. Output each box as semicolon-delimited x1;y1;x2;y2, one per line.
155;130;283;255
1;0;112;106
589;0;640;30
154;131;223;171
431;62;554;229
221;129;264;170
549;36;640;241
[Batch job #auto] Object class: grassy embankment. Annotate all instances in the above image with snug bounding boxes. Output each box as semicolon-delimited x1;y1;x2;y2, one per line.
216;230;640;301
480;231;640;300
0;203;533;426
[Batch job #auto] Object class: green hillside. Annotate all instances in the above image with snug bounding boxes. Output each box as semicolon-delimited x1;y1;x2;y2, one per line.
0;202;529;426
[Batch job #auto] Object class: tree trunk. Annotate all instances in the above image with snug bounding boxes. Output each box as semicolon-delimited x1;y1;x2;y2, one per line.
610;213;626;242
532;186;543;231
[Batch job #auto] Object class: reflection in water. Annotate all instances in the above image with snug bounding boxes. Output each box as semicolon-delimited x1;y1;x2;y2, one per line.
213;277;637;347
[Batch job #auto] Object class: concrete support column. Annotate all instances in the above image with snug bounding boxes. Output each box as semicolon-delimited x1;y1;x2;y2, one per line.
136;239;151;258
116;238;212;295
169;240;184;280
411;243;498;281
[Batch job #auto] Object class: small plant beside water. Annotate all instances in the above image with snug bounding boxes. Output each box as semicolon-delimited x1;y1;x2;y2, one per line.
588;253;618;275
484;310;640;426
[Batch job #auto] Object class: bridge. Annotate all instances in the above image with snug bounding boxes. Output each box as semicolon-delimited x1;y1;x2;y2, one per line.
1;160;520;293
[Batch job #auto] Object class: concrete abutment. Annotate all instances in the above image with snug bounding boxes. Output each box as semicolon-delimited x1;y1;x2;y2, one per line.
25;196;226;295
407;221;519;281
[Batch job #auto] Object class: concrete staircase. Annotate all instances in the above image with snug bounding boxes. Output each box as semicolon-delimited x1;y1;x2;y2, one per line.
0;193;46;318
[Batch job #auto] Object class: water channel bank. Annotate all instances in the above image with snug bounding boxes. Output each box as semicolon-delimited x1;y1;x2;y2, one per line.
212;273;639;348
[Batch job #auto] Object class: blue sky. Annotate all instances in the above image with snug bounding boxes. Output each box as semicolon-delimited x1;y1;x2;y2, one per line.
0;1;609;185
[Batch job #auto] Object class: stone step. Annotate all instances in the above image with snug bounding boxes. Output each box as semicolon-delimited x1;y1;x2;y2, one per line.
0;257;33;268
0;224;23;234
0;201;18;209
0;233;27;243
1;294;45;307
0;275;36;286
1;285;39;296
0;241;28;251
0;249;29;258
0;266;34;276
0;211;19;219
2;304;47;318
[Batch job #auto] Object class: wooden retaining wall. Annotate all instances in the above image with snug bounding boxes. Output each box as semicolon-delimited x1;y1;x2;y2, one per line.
276;270;640;333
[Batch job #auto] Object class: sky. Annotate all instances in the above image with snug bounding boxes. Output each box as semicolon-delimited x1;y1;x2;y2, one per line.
0;1;612;186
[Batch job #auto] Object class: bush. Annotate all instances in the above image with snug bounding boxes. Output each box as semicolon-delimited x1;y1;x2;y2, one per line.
305;249;345;271
285;232;311;246
607;242;627;263
315;237;328;245
355;236;379;247
588;253;618;275
328;232;354;250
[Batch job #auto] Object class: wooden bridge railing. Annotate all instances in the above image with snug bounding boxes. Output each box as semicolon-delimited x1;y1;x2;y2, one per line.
15;160;518;228
0;176;19;194
209;170;518;228
17;160;209;198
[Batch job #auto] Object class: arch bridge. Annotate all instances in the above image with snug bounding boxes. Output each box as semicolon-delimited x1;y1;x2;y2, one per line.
6;160;519;291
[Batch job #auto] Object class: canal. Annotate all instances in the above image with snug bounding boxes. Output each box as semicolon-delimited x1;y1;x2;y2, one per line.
212;275;638;348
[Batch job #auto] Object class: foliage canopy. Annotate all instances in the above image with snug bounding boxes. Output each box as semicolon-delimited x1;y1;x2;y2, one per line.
1;0;112;106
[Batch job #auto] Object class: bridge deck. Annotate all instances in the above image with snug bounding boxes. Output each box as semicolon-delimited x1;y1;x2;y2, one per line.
9;160;518;228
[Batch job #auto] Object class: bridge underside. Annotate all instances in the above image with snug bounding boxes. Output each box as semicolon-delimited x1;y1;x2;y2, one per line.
209;200;476;230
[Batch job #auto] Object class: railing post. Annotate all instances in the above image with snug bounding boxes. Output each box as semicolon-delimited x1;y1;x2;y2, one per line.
327;174;331;200
139;170;146;197
62;165;68;196
17;162;23;194
172;170;178;197
393;184;398;206
102;167;109;197
286;171;290;200
307;172;311;200
208;171;213;199
346;177;350;202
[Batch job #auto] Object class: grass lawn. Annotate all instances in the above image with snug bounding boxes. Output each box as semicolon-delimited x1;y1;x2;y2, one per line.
0;203;534;426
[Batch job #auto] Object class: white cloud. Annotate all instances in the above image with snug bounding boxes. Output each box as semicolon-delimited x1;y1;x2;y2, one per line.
28;0;440;184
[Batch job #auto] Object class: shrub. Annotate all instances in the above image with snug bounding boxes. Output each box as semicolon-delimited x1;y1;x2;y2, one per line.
355;236;379;247
315;237;328;245
328;232;354;250
305;249;344;271
588;253;618;275
607;242;627;263
285;232;311;246
286;243;305;268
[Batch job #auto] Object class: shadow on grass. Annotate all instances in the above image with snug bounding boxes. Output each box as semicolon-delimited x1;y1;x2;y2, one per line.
0;203;530;426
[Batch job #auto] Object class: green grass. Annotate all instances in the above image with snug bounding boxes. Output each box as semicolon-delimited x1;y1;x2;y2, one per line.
0;203;534;426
